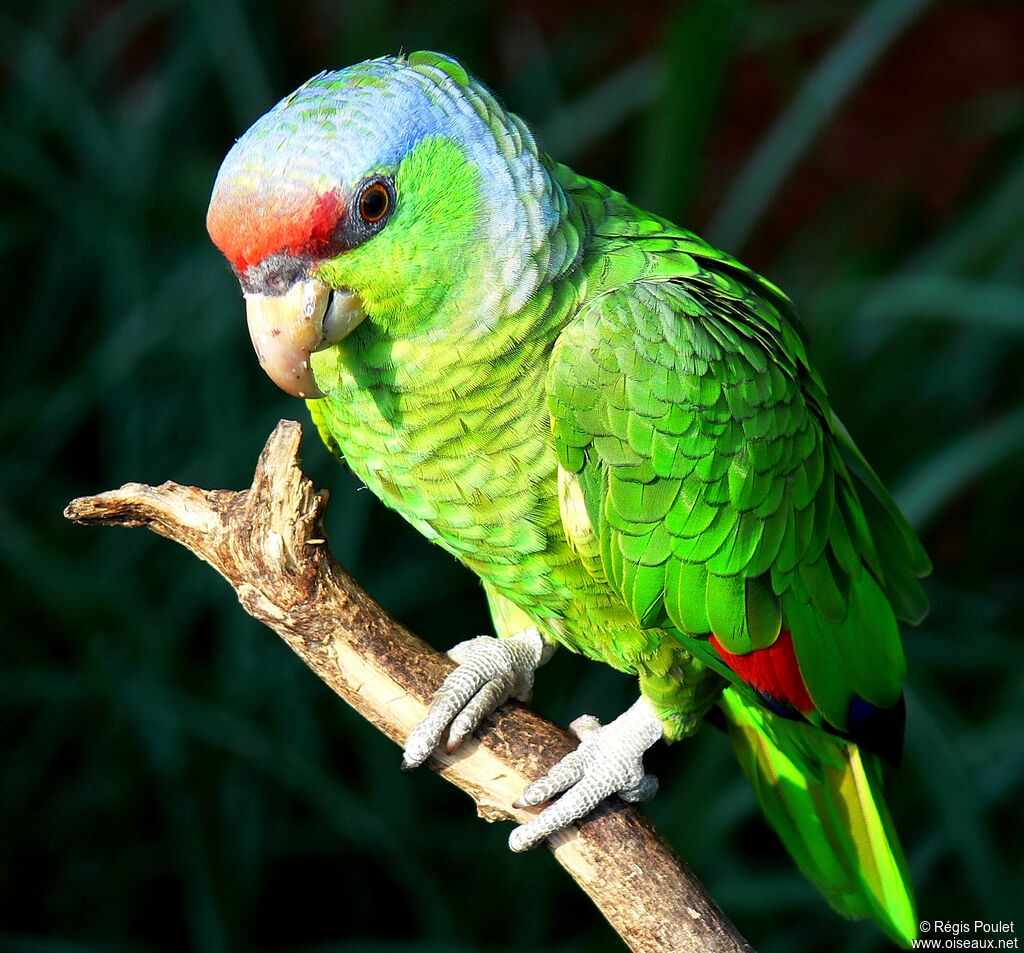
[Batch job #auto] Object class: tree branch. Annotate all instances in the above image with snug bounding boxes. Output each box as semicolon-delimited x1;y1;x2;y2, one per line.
65;420;753;953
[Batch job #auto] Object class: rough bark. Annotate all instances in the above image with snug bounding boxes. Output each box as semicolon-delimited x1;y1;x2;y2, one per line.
65;420;754;953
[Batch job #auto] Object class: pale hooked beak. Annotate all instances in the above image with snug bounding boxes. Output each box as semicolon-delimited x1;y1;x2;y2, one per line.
244;280;365;398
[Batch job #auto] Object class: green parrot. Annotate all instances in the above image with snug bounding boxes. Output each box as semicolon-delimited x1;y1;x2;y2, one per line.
207;51;930;946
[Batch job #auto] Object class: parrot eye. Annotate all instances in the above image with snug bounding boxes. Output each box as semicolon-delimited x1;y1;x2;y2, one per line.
357;179;393;225
333;175;395;250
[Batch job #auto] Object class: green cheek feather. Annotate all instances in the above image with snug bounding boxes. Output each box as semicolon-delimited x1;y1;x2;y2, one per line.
314;136;485;328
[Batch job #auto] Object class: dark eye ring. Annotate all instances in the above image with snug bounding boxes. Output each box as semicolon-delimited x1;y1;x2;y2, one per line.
358;181;391;224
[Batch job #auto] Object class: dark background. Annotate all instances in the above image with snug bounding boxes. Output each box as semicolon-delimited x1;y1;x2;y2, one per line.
3;1;1023;951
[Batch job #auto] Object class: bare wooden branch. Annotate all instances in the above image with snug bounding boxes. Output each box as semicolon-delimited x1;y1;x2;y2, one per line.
65;420;753;953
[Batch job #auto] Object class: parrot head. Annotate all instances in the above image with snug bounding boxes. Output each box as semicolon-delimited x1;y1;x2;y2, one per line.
207;51;562;398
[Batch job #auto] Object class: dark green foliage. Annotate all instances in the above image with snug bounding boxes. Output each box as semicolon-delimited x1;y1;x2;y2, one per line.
2;2;1022;952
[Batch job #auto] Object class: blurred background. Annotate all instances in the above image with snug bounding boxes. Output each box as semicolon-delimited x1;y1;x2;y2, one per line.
2;1;1023;951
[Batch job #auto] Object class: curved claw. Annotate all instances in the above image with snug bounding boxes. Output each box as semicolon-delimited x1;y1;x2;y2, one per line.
509;697;663;853
619;774;659;803
402;629;550;770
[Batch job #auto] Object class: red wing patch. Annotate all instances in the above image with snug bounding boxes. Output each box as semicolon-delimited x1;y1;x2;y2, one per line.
710;631;814;713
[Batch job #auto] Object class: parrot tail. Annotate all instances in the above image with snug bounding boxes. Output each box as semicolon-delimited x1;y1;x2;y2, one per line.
718;687;917;947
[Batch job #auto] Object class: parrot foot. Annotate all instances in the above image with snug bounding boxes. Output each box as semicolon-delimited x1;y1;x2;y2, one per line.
402;628;553;770
508;697;663;852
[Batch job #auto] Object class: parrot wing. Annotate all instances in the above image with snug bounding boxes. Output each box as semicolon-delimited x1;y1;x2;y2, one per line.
546;240;929;733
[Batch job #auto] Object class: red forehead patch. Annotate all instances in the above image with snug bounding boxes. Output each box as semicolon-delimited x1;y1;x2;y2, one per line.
207;187;345;272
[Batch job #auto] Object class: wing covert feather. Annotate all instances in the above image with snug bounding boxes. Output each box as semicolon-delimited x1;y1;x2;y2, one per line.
547;265;928;731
